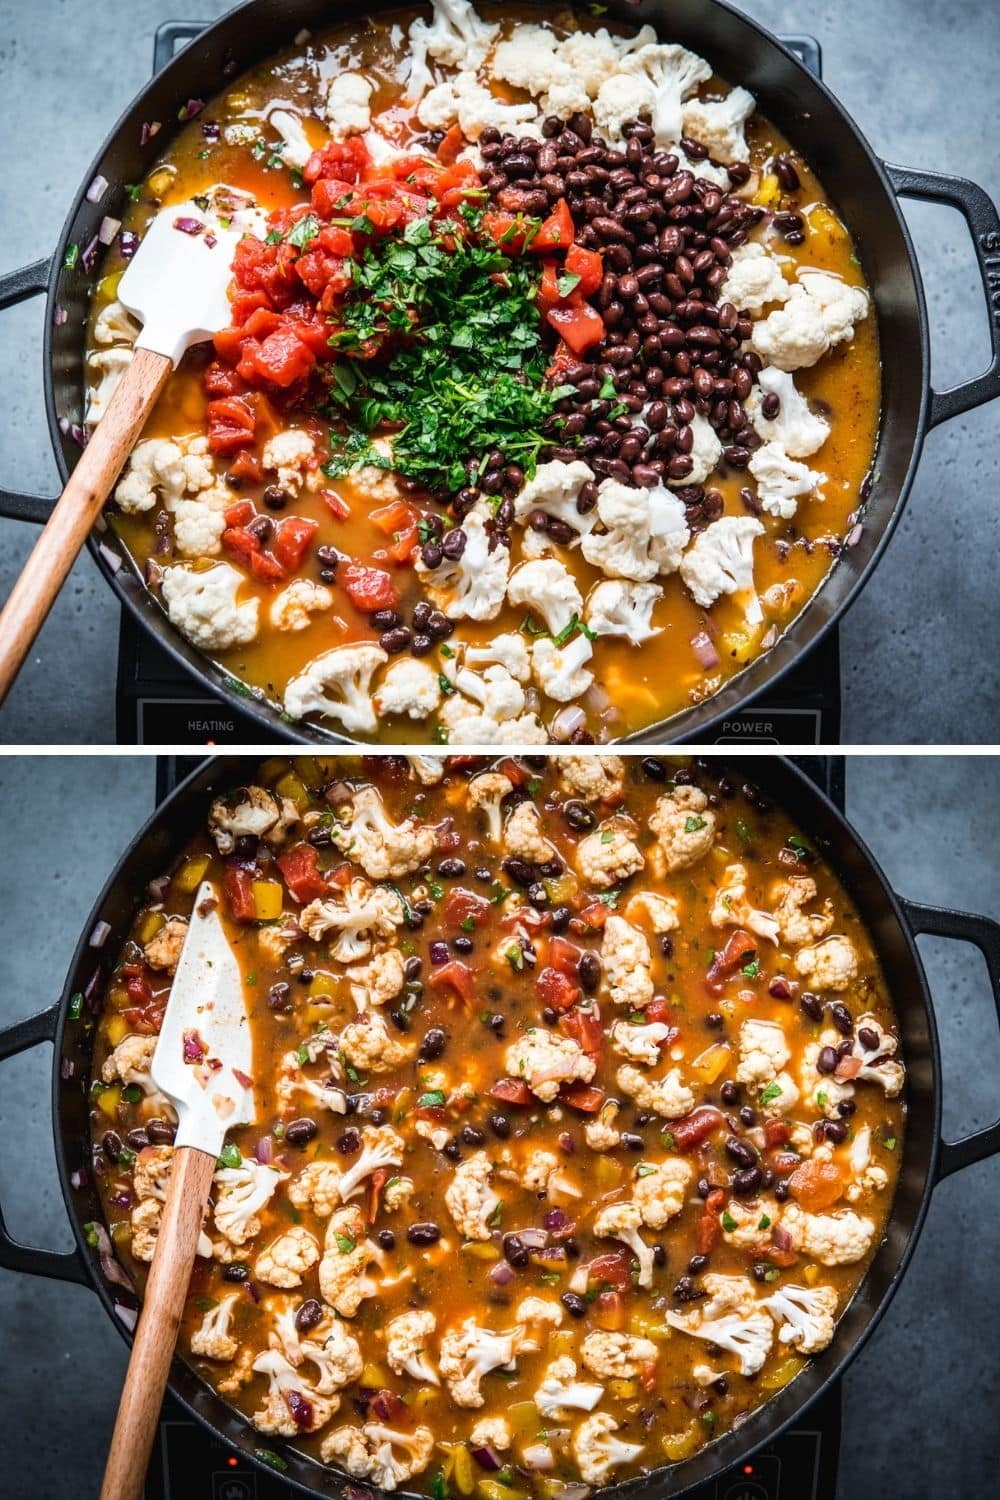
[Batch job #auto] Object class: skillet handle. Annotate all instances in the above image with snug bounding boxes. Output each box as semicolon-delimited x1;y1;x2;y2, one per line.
0;257;60;525
886;164;1000;428
902;899;1000;1181
0;1002;89;1285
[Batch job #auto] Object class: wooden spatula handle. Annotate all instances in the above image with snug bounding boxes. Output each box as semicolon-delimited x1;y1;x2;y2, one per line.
0;344;171;705
100;1144;217;1500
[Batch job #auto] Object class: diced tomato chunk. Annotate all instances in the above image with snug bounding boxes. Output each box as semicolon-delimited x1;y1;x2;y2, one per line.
489;1077;533;1107
442;889;490;932
124;969;153;1006
341;562;400;613
560;1082;605;1113
545;300;605;354
670;1105;724;1152
248;327;317;388
223;866;256;924
224;500;255;528
537;966;581;1013
370;500;420;565
205;395;256;456
588;1251;632;1293
429;960;477;1006
559;1005;603;1058
695;1188;726;1254
706;929;758;985
436;123;465;165
277;844;330;904
272;516;318;573
547;937;583;976
304;137;370;186
564;242;603;297
531;198;575;253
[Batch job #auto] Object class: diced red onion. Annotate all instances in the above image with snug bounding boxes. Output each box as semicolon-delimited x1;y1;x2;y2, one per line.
114;1301;138;1331
233;1067;254;1090
471;1446;503;1472
517;1227;549;1249
173;216;204;236
83;967;102;1011
101;1253;133;1290
140;121;162;146
256;1134;274;1164
344;1488;374;1500
86;174;110;204
119;230;139;260
98;543;121;573
585;681;611;713
53;305;68;326
148;874;171;901
70;1168;88;1190
488;1260;516;1288
543;1208;568;1232
243;1279;260;1304
846;523;864;548
58;415;70;434
522;1445;555;1472
89;919;112;949
550;705;587;742
178;98;205;122
90;1222;113;1256
690;631;721;669
772;1225;793;1251
204;232;218;249
71;424;87;449
61;1057;75;1080
183;1029;206;1064
80;235;100;273
294;27;312;44
98;216;121;246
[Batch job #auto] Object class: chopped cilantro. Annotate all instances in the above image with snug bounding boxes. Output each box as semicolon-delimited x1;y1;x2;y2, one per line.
763;1267;781;1282
660;1130;676;1151
83;1222;100;1248
506;945;524;973
438;673;455;696
487;1200;503;1228
63;243;79;271
758;1081;782;1106
735;818;753;848
684;815;708;833
491;881;512;906
721;1210;737;1232
431;1470;449;1500
599;375;617;399
881;1135;897;1151
121;1083;142;1105
758;1213;771;1230
636;1164;656;1178
265;228;283;246
600;830;614;845
460;915;476;932
418;1089;446;1107
217;1143;242;1170
125;183;143;203
428;880;444;901
556;270;582;297
599;889;620;909
742;959;761;979
335;1231;358;1253
296;1043;310;1066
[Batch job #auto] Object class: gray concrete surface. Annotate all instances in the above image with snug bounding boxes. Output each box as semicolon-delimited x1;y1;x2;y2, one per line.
1;1;998;745
0;753;997;1498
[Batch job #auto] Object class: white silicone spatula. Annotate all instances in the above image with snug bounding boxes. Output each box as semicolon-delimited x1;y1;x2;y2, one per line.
0;188;263;703
100;880;256;1500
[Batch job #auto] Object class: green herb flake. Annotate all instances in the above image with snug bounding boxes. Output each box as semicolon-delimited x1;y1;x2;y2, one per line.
599;375;617;399
684;815;708;833
764;1267;781;1282
506;945;524;973
296;1043;310;1066
882;1135;897;1151
418;1090;446;1108
254;1450;289;1474
83;1221;100;1248
742;959;761;979
194;1295;219;1312
335;1231;358;1254
460;915;476;933
556;270;582;297
68;992;84;1020
660;1130;676;1150
758;1213;771;1230
636;1164;656;1178
600;830;614;845
721;1210;738;1232
431;1470;449;1500
735;818;753;848
121;1083;143;1105
217;1143;242;1170
63;243;79;271
758;1081;782;1106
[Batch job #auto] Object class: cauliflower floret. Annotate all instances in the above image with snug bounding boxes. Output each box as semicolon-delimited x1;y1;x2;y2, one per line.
534;1356;605;1418
267;109;314;170
521;1149;581;1204
407;755;446;785
624;890;680;933
255;1226;320;1288
516;1296;566;1333
252;1349;338;1435
373;658;442;721
794;934;858;992
439;695;547;745
555;25;656;95
575;820;645;890
416;507;509;620
132;1145;178;1204
190;1292;240;1361
503;799;556;863
319;1205;382;1316
719;243;791;315
270;579;334;632
719;1196;781;1250
417;71;539;138
581;479;690;582
746;367;831;457
602;914;654;1009
618;41;714;147
339;1011;413;1074
469;1416;511;1450
299;877;405;962
736;1022;790;1095
209;785;291;854
386;1309;439;1385
337;1124;406;1202
593;1201;656;1288
611;1019;672;1065
679;515;765;623
532;633;594;703
321;1421;434;1490
491;25;591;117
782;1204;876;1266
102;1035;163;1100
558;754;625;803
593;72;653;145
441;662;533;741
763;1281;838;1354
505;1029;596;1104
770;875;834;946
675;413;724;487
800;1033;856;1119
665;1272;774;1375
463;633;532;682
85;345;133;426
284;644;388;734
507;557;583;635
407;0;499;100
617;1064;695;1119
93;298;141;347
325;72;373;138
141;916;187;974
261;429;316;492
648;784;716;872
443;1151;501;1241
346;948;405;1010
573;1413;644;1486
289;1161;344;1218
115;435;213;513
276;1316;364;1395
845;1124;890;1202
511;459;598;542
758;1070;801;1114
586;579;663;644
214;1159;289;1245
439;1318;518;1407
849;1014;905;1096
711;862;781;944
330;784;436;879
585;1102;622;1152
748;441;827;520
161;563;260;653
633;1158;692;1228
682;84;756;163
468;771;514;843
276;1048;348;1117
797;268;871;346
130;1197;164;1261
580;1331;658;1380
351;437;403;502
170;494;227;559
751;272;870;373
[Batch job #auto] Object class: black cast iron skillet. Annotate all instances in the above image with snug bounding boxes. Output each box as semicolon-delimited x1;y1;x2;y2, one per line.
1;754;999;1496
1;1;999;743
1;2;999;743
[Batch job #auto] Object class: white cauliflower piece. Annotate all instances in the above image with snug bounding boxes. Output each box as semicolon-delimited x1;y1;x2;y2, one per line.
516;1296;565;1332
770;875;834;946
800;1034;856;1118
190;1293;240;1361
115;433;215;513
102;1035;164;1104
93;298;140;347
319;1205;382;1316
682;84;756;163
507;558;583;636
407;0;499;99
782;1204;876;1266
255;1226;320;1288
439;1318;518;1407
719;1196;780;1250
573;1413;645;1486
339;1011;413;1074
463;633;531;682
284;644;388;734
511;459;598;543
407;755;446;785
503;800;556;863
558;754;625;803
666;1272;774;1374
586;579;663;644
345;948;405;1009
794;934;858;991
575;819;645;890
534;1356;605;1418
633;1158;692;1228
251;1349;336;1435
209;784;293;853
532;633;594;703
329;784;436;879
84;345;133;426
612;1019;673;1065
849;1014;905;1096
469;1416;511;1450
648;785;716;872
674;412;723;487
170;494;228;559
444;1151;501;1241
748;441;827;520
143;916;187;973
321;1422;434;1489
624;890;680;933
373;658;442;721
580;1331;658;1380
602;914;654;1009
581;479;690;583
747;367;831;457
261;428;316;493
593;72;654;145
679;515;765;623
845;1124;890;1202
325;72;373;139
214;1159;289;1245
719;243;791;316
617;1064;695;1120
585;1102;622;1152
491;25;591;117
619;42;714;147
289;1161;344;1218
763;1281;838;1354
593;1200;655;1287
467;771;514;843
751;272;870;373
505;1029;596;1103
337;1124;406;1202
711;862;781;943
416;506;509;620
269;579;334;633
797;268;871;347
440;699;547;746
556;26;656;95
521;1150;581;1204
737;1018;791;1089
161;563;259;653
267;109;314;170
386;1309;439;1385
299;877;404;962
417;72;539;138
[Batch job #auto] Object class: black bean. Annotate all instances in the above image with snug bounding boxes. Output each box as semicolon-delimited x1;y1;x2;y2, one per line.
102;1131;124;1163
725;1135;759;1168
411;633;434;656
562;1291;588;1318
262;484;290;511
222;1263;249;1282
337;1128;361;1156
816;1045;839;1075
295;1297;323;1333
125;1127;149;1151
420;541;443;569
800;991;823;1022
824;1120;849;1144
720;1081;739;1105
490;1113;511;1139
462;1125;486;1146
146;1119;176;1145
377;1228;396;1251
502;856;538;888
285;1118;318;1147
688;1254;709;1274
503;1233;529;1267
829;1001;854;1036
419;1027;447;1061
437;857;466;878
857;1025;880;1052
739;1105;758;1127
705;1011;724;1030
578;952;601;993
407;1222;441;1245
380;626;412;655
732;1166;763;1197
621;1132;645;1152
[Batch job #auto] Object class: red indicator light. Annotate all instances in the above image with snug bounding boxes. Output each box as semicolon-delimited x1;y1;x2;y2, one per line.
228;1456;238;1467
743;1465;754;1474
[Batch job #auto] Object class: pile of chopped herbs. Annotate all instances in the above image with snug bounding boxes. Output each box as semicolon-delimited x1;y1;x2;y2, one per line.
322;215;570;493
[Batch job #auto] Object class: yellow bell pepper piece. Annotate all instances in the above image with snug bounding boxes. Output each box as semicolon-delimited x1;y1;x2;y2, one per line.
760;1354;806;1391
135;909;166;946
721;623;764;665
507;1401;538;1434
172;853;211;895
275;771;310;809
628;1310;673;1341
609;1378;639;1400
806;203;846;243
477;1484;527;1500
595;1155;623;1189
105;1015;129;1048
689;1042;732;1084
361;1362;391;1388
452;1445;475;1496
661;1424;702;1462
755;172;782;208
96;1087;120;1120
461;1241;501;1260
308;971;337;999
252;880;284;921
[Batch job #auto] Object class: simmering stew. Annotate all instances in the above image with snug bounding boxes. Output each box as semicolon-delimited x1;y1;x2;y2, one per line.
89;755;905;1493
83;2;879;742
